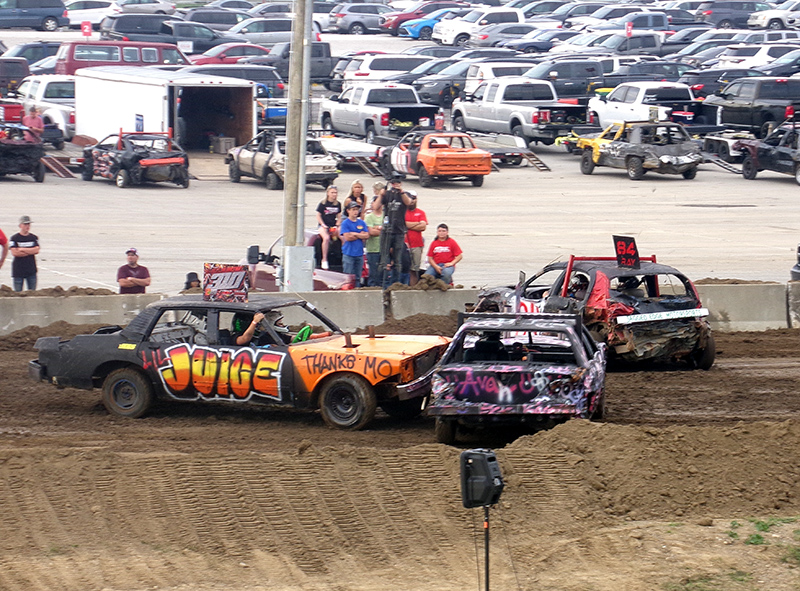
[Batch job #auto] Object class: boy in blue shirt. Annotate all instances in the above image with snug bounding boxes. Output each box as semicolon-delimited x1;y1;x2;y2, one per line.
340;201;370;280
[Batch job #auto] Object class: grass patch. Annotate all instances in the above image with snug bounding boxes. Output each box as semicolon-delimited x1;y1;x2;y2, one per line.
663;570;754;590
781;544;800;565
749;516;797;533
744;534;766;545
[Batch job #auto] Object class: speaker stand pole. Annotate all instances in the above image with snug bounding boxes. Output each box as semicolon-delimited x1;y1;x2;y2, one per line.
484;505;490;591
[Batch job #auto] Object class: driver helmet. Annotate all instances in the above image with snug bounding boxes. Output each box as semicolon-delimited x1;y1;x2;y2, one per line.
570;274;589;289
620;276;640;290
266;310;288;333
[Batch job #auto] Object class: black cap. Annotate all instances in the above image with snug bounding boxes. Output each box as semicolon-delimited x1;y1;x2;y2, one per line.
346;201;361;210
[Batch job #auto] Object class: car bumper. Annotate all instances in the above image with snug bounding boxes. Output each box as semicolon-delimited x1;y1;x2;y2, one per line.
306;171;338;183
28;359;44;382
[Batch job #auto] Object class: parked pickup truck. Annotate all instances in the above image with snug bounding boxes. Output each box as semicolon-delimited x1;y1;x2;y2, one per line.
319;83;441;143
580;31;673;57
701;77;800;138
241;41;337;84
9;74;75;146
106;20;241;54
451;77;594;146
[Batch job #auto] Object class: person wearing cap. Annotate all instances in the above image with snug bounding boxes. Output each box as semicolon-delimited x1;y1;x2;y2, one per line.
339;200;370;281
404;191;427;286
21;107;44;143
424;223;462;285
364;184;385;287
182;272;201;292
379;173;414;287
117;248;151;294
9;216;40;291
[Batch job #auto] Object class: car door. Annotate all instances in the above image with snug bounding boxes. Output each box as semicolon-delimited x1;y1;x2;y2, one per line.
726;79;756;126
187;23;221;52
236;133;262;177
389;133;413;174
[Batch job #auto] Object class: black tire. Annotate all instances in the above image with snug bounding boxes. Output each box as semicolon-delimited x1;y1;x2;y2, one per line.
115;169;130;188
768;19;783;29
419;26;432;40
682;167;697;180
319;374;376;430
379;397;424;420
692;334;716;370
718;141;731;162
580;149;595;175
179;173;190;189
524;47;537;53
390;26;398;36
81;160;93;181
365;124;376;144
590;390;606;421
742;155;757;180
41;16;58;31
626;156;644;180
265;171;282;190
434;418;456;445
54;140;65;150
511;124;530;149
470;175;484;187
717;19;733;28
348;22;366;35
228;160;241;183
321;114;334;132
102;368;154;418
795;165;800;186
33;161;45;183
418;165;432;187
452;114;466;132
454;33;469;47
759;119;775;139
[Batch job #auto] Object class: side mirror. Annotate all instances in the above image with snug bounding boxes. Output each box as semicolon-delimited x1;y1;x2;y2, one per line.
340;97;349;104
247;244;260;265
479;19;488;24
329;94;339;101
461;90;469;100
549;70;558;78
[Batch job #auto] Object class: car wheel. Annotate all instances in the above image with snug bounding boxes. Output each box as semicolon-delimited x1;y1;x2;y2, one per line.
590;389;606;421
470;175;484;187
115;169;130;188
511;124;529;148
419;26;432;40
321;114;334;132
265;170;282;190
53;140;65;150
319;374;376;430
454;33;469;47
418;165;432;187
434;418;456;445
626;156;644;180
41;16;58;31
348;22;366;35
691;334;716;370
759;119;775;139
179;173;190;189
228;160;241;183
768;19;783;29
102;368;154;419
717;19;733;28
81;159;93;181
742;155;757;180
524;47;537;53
452;114;466;132
365;124;376;144
795;164;800;186
682;167;697;180
379;397;423;420
580;149;595;175
718;142;731;162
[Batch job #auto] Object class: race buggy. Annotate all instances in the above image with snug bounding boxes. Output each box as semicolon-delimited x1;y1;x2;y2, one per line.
82;131;190;189
475;255;715;369
0;122;45;182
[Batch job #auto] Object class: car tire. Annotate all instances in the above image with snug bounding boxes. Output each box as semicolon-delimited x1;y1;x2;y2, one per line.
179;173;190;189
418;165;432;187
692;334;716;370
470;175;484;187
717;19;733;28
365;124;376;144
452;114;466;132
626;156;644;180
33;161;46;183
682;167;697;180
81;160;93;181
265;170;282;190
742;155;757;180
379;397;424;420
795;164;800;186
419;26;432;40
511;124;530;148
228;160;241;183
434;418;456;445
321;114;334;132
768;19;783;29
590;390;606;421
348;22;366;35
454;34;469;47
718;142;731;162
115;169;130;188
759;119;775;139
41;16;58;31
319;374;376;430
580;149;595;175
524;47;537;53
102;368;154;419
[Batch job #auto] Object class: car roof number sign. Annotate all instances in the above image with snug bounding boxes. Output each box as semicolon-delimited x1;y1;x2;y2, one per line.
613;235;640;269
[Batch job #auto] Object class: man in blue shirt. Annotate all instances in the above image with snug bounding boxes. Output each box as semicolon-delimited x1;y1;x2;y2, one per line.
340;201;370;281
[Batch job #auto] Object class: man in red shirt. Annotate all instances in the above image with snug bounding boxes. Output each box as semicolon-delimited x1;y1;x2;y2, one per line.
21;107;44;142
0;226;7;271
424;223;462;285
117;248;151;294
404;192;427;286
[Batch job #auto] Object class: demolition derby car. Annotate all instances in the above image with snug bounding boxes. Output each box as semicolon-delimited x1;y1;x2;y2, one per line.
378;130;492;187
420;313;607;445
0;122;45;182
577;121;703;180
29;295;449;430
734;122;800;184
226;131;339;190
82;131;190;188
475;256;715;369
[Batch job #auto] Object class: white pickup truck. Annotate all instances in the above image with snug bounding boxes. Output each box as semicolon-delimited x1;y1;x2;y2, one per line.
12;74;75;146
587;81;707;129
319;83;441;143
450;77;593;146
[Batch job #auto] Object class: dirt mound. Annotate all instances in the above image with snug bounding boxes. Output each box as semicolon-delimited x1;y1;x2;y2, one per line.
695;277;779;284
0;285;116;297
0;321;108;351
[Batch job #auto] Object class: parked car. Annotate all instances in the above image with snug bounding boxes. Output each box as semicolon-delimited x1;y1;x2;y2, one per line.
565;4;649;31
602;60;696;86
475;255;715;368
587;81;706;128
29;54;57;74
30;294;450;430
401;45;462;57
206;0;251;9
65;0;120;27
501;29;579;53
0;122;45;182
677;66;762;96
432;6;526;46
1;41;61;64
747;0;800;28
694;0;772;28
0;57;29;96
98;12;176;39
702;76;800;136
240;41;336;84
340;53;434;88
381;57;461;84
81;131;190;188
117;0;174;14
189;42;270;65
466;22;537;48
413;58;476;105
421;313;607;444
753;48;800;74
525;1;606;29
379;0;466;36
715;43;800;69
523;58;604;99
226;17;293;46
226;131;338;190
547;30;616;53
246;1;290;16
377;130;493;187
0;0;70;31
735;120;800;183
179;8;250;31
398;6;469;39
11;74;76;141
328;2;393;34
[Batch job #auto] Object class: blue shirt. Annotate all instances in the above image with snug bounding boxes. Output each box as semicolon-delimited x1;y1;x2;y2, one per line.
340;218;368;257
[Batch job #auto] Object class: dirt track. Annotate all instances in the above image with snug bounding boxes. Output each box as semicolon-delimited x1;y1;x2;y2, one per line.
2;323;800;591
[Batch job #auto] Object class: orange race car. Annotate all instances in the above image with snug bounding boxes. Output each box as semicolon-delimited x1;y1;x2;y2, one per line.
378;130;492;187
30;295;450;431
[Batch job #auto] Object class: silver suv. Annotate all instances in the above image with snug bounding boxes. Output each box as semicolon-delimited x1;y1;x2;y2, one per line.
328;3;393;34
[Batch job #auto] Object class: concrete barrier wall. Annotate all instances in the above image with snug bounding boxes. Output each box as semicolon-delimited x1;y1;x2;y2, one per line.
696;284;787;332
293;290;384;332
389;289;481;321
787;282;800;329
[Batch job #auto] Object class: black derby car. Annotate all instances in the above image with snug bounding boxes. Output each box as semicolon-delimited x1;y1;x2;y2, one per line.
0;122;45;182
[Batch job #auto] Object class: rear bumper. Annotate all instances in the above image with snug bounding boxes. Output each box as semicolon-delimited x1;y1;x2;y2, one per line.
28;359;44;382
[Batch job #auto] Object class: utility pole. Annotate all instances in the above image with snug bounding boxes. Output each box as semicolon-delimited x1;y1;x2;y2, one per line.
281;0;314;292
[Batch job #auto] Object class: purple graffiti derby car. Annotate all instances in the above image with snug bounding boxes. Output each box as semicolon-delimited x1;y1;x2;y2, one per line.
424;313;607;444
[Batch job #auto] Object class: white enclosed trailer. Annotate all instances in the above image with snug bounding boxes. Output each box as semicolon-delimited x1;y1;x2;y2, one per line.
75;66;256;150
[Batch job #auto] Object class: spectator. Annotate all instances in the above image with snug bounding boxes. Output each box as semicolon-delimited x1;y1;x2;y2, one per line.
379;174;413;287
9;215;40;292
316;185;342;270
364;190;384;287
117;248;151;294
424;223;462;285
182;271;201;292
340;201;370;280
404;191;427;286
21;107;44;142
343;179;366;218
0;225;8;271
